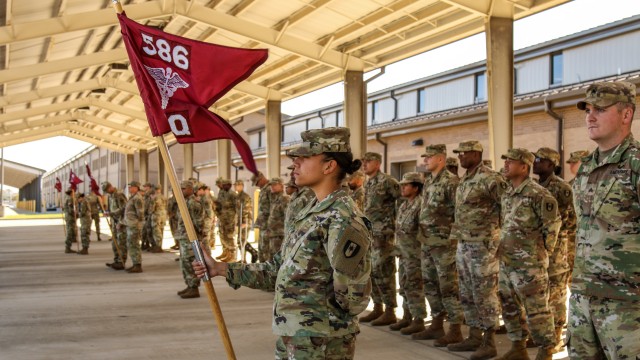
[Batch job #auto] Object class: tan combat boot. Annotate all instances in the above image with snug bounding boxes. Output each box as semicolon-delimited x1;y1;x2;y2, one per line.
177;287;190;296
126;264;143;273
534;347;553;360
180;287;200;299
496;339;529;360
434;323;464;347
149;245;164;253
389;311;412;331
106;262;125;270
216;249;229;260
77;247;89;255
470;327;497;360
448;327;483;352
411;313;445;340
401;318;425;335
371;307;397;326
65;247;77;254
360;303;383;323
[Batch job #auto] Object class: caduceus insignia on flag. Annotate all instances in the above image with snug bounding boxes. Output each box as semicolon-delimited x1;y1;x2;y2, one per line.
144;66;189;109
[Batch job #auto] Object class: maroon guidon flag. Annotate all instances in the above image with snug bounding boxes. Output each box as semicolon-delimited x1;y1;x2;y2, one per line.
54;177;62;193
117;12;267;174
85;164;101;196
69;170;84;192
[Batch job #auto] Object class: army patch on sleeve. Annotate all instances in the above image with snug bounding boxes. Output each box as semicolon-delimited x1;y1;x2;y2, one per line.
333;222;369;277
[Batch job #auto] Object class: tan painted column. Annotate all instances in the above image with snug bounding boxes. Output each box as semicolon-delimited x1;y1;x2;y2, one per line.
183;143;193;180
344;70;366;160
139;149;148;184
126;154;134;184
217;140;231;180
485;16;514;166
266;100;282;179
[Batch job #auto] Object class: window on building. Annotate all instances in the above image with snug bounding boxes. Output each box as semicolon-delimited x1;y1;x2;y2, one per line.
475;73;486;102
371;100;379;124
100;155;107;168
550;52;563;86
417;88;426;113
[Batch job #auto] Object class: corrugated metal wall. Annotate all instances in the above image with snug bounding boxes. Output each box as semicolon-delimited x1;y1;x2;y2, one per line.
516;56;549;94
425;76;475;113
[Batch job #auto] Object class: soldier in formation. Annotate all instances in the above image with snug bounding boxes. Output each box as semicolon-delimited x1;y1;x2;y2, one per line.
148;184;166;253
347;170;365;211
498;148;560;360
360;151;401;326
86;191;102;241
198;183;215;252
251;171;271;262
77;193;91;255
415;144;465;346
215;179;237;262
565;150;589;186
141;182;154;251
569;81;640;358
63;188;78;253
103;181;128;270
234;180;258;263
266;178;289;260
123;181;145;273
193;127;372;359
175;180;203;299
167;192;180;250
446;157;459;177
390;172;426;335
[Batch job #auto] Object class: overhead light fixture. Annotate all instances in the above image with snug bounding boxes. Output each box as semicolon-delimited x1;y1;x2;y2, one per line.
91;88;106;95
109;63;129;73
411;138;424;147
77;106;90;111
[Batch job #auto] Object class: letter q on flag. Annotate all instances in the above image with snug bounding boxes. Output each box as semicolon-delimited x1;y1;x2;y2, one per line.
117;12;267;174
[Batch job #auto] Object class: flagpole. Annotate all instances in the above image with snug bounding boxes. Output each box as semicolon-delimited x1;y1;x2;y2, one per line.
59;191;67;238
156;135;237;359
71;189;79;252
99;194;124;264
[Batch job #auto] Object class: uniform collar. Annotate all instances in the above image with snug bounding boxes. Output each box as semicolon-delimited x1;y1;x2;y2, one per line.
509;176;532;195
584;133;635;168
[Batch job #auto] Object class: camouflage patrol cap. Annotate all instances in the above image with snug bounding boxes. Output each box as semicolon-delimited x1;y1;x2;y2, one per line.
128;180;141;188
362;152;382;161
250;171;265;186
193;181;206;191
287;127;351;157
577;81;636;110
535;147;561;166
234;179;244;186
566;150;590;164
143;182;153;188
446;157;459;167
349;170;365;179
180;180;193;189
453;140;483;153
219;178;232;185
421;144;446;157
399;172;423;185
101;181;112;192
269;177;283;185
501;148;535;167
77;192;85;198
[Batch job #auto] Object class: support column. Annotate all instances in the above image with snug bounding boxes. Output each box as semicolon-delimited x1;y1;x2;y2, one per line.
217;140;231;180
139;149;148;184
126;154;135;185
344;70;366;160
485;16;514;166
183;144;193;180
266;100;282;179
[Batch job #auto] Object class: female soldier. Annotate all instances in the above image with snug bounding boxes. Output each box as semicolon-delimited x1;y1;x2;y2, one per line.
193;127;372;359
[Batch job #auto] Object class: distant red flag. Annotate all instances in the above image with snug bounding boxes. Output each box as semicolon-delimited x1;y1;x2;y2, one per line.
69;170;83;192
117;12;267;174
86;164;101;196
54;177;62;193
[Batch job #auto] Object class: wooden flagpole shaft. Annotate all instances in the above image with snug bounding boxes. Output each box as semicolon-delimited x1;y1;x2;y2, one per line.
156;136;237;360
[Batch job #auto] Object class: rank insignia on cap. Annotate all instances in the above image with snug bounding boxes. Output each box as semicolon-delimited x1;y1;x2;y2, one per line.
343;240;361;258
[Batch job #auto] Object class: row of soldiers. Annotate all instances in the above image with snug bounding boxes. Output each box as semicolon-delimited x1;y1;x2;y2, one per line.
351;144;589;360
62;190;103;255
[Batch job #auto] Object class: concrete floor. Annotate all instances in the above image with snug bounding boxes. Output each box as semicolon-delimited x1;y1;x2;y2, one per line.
0;218;569;360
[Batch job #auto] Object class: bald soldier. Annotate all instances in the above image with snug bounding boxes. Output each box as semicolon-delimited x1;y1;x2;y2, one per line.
569;81;640;359
498;148;560;360
360;152;401;326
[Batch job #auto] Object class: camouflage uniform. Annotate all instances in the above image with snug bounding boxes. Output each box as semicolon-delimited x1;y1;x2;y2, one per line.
395;173;426;320
285;186;314;231
105;183;128;264
254;178;272;262
446;157;459;178
565;149;589;271
123;183;145;266
176;181;203;289
78;195;92;249
350;186;365;211
215;182;237;257
569;78;640;360
198;186;215;250
498;149;560;349
63;192;78;248
142;188;154;250
364;156;401;310
167;195;179;248
535;147;576;334
267;179;289;260
150;188;167;249
419;145;464;325
452;141;508;331
86;192;102;240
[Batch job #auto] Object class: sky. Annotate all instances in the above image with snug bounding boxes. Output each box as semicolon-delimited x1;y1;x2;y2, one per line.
3;0;640;178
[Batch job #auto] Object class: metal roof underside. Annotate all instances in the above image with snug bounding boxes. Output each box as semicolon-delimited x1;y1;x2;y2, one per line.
0;0;571;154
